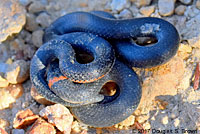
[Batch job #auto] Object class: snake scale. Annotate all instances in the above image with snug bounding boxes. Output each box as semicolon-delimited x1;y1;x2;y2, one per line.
30;11;179;127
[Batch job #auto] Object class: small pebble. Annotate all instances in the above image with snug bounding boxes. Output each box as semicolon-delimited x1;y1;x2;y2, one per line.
118;115;135;126
23;45;36;59
25;13;39;32
140;5;155;16
0;84;23;109
12;129;25;134
31;85;55;105
110;0;130;11
39;104;73;133
27;118;56;134
36;12;52;28
136;115;149;124
0;88;16;109
0;76;9;88
173;118;180;127
143;121;151;129
18;0;32;6
6;60;30;84
0;119;10;129
71;121;82;134
117;9;132;18
7;84;24;99
158;0;175;16
162;116;168;125
0;0;26;42
0;128;8;134
32;30;44;47
196;0;200;9
133;0;152;7
175;5;186;15
179;0;192;5
13;109;39;129
28;1;45;13
22;102;30;108
170;105;179;119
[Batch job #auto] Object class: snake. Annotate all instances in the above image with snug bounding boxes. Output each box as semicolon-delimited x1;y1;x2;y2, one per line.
47;60;141;127
30;11;180;127
43;11;180;68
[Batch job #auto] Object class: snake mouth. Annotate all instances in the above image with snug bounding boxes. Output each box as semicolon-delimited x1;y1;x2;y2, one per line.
100;81;118;97
133;36;158;47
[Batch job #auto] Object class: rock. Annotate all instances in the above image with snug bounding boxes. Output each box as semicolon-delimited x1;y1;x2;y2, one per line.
110;0;131;11
13;109;39;129
39;104;73;133
0;44;10;62
178;102;200;129
0;0;26;42
6;84;24;99
187;36;200;48
177;43;192;60
0;84;24;110
28;1;45;13
31;85;55;105
32;30;44;47
136;55;185;114
25;13;39;32
170;105;179;119
175;5;186;15
0;128;8;134
139;5;155;16
12;129;25;134
36;12;52;28
184;5;200;19
136;115;149;124
118;115;135;126
27;118;56;134
183;87;200;103
196;0;200;10
18;0;32;6
117;9;132;18
0;76;9;88
0;119;9;130
158;0;175;16
6;60;29;84
179;0;192;5
182;14;200;40
143;121;151;129
162;116;168;125
23;44;36;59
129;5;140;17
0;88;16;109
173;118;180;127
71;121;84;134
154;99;169;110
133;0;152;7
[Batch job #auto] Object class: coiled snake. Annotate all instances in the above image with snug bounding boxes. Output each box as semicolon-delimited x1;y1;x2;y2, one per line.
30;11;179;127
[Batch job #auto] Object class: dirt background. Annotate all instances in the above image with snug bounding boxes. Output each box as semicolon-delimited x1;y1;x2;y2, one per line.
0;0;200;133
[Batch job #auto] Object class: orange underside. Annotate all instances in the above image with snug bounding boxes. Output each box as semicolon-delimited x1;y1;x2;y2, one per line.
48;74;105;88
48;76;68;88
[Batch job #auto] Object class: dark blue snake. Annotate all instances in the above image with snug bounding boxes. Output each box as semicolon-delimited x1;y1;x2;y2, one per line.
30;11;179;127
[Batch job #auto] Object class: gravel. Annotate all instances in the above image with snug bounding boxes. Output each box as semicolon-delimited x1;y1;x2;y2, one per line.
0;0;199;133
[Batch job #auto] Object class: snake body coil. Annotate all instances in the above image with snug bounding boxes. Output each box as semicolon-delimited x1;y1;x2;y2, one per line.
47;60;141;127
44;11;179;67
30;11;180;127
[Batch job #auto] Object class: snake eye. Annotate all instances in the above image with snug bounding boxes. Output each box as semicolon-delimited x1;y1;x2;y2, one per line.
100;81;119;96
133;36;158;46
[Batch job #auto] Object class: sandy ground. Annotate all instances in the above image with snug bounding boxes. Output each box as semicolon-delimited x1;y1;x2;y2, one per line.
0;0;200;133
